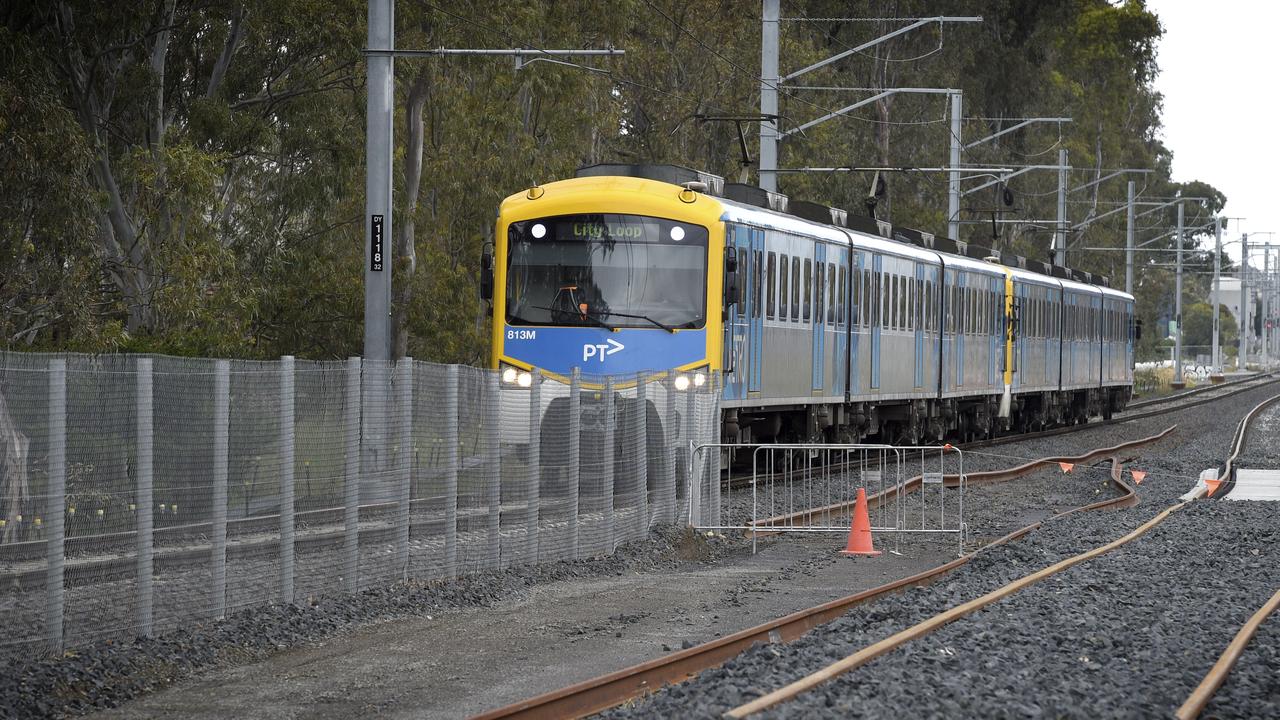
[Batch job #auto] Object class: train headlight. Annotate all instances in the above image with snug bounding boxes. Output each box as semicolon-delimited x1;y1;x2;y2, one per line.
693;372;707;387
674;375;691;391
517;371;533;388
501;366;518;384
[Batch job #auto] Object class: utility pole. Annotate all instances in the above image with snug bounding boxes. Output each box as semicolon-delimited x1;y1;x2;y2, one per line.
1173;199;1184;388
948;91;962;241
1212;215;1222;376
759;0;779;192
1125;180;1135;295
1239;233;1249;371
1054;147;1068;266
365;0;394;363
1265;247;1272;367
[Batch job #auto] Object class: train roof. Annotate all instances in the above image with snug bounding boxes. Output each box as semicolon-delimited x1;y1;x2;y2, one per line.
573;163;1122;294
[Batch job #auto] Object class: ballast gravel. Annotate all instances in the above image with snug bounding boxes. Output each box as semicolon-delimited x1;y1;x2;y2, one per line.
0;525;731;720
601;379;1280;718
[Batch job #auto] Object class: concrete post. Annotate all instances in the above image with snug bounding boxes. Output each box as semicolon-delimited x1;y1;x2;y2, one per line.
1173;202;1184;387
136;358;154;637
947;91;962;241
396;358;413;578
211;360;229;616
485;371;501;568
758;0;779;192
364;0;393;362
343;357;361;592
1125;180;1135;295
1212;217;1222;375
443;365;459;577
1240;233;1250;370
633;374;648;537
526;370;541;562
279;356;295;603
1054;147;1068;266
568;368;581;558
46;359;66;651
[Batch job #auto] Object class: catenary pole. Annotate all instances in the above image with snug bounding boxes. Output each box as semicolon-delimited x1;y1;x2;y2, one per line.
364;0;393;362
947;91;962;241
1173;200;1184;386
1054;147;1068;266
1239;233;1249;370
1212;216;1222;374
759;0;780;192
1125;180;1135;295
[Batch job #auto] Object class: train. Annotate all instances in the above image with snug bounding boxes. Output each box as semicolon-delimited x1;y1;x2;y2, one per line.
484;164;1135;445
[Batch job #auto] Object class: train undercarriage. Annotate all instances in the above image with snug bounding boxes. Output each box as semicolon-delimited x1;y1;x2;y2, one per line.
723;387;1133;446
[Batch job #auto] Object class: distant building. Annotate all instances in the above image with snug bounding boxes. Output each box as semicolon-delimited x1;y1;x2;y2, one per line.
1209;277;1247;326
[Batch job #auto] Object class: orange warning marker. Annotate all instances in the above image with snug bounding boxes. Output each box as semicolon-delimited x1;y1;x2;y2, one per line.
1131;469;1147;485
1205;476;1223;497
840;487;882;557
1059;462;1074;474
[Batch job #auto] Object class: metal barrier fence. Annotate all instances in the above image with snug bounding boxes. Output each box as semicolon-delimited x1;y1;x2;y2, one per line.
691;443;966;554
0;353;720;654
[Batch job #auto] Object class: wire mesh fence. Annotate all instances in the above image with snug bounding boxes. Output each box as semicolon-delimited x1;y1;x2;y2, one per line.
0;353;719;655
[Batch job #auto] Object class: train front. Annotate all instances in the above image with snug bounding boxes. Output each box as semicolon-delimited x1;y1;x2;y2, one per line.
489;176;724;388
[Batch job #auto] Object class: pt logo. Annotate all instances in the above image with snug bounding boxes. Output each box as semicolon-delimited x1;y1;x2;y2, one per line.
583;338;625;362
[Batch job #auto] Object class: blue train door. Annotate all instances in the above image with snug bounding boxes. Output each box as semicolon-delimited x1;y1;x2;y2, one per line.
749;228;764;394
812;243;827;392
870;254;882;390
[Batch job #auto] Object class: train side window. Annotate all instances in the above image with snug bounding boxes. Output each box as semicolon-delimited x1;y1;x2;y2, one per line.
900;276;908;330
773;253;783;317
766;252;777;320
792;257;800;319
803;258;812;321
864;269;872;328
837;265;846;326
827;263;836;325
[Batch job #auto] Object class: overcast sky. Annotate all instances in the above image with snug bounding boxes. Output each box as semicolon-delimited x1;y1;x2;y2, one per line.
1151;0;1279;269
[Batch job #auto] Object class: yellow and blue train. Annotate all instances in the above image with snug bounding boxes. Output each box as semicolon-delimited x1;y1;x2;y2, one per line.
485;164;1134;444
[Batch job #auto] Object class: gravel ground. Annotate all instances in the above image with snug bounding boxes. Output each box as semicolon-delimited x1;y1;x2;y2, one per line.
1201;597;1280;719
601;379;1280;719
0;525;735;720
1236;398;1280;468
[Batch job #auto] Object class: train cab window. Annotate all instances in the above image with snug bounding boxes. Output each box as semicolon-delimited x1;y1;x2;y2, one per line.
766;252;776;320
791;257;800;319
779;254;789;321
803;258;812;321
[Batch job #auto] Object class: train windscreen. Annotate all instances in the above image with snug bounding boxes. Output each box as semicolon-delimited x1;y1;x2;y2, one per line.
505;214;708;330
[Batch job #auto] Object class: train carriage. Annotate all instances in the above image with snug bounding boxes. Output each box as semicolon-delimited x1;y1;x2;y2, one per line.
486;164;1134;445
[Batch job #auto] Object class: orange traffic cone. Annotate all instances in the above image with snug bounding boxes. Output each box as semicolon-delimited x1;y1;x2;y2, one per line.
840;487;882;557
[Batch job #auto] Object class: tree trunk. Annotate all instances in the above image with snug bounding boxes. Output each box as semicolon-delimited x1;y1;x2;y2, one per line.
392;69;430;360
0;391;31;544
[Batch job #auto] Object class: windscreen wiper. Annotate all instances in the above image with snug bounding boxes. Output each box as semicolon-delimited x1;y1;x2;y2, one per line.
533;305;677;333
533;305;612;330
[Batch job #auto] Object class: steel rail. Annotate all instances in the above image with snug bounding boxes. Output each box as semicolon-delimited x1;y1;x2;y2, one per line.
466;432;1165;720
750;426;1172;530
1175;588;1280;720
727;392;1280;719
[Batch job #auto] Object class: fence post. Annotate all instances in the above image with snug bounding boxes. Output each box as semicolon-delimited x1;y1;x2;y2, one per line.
634;373;648;537
568;368;581;559
710;375;721;527
46;359;66;652
279;355;295;604
685;381;698;527
136;357;154;637
485;371;501;569
526;370;541;563
664;372;678;524
443;365;459;577
211;360;229;618
602;376;615;553
343;357;361;592
396;358;413;579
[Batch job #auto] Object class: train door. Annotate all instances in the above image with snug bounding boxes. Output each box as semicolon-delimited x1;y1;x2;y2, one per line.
870;253;882;390
724;224;750;401
811;242;826;393
914;262;925;388
748;228;765;394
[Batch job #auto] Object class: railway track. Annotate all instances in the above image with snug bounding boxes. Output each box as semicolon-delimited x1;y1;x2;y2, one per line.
468;430;1167;720
471;386;1280;720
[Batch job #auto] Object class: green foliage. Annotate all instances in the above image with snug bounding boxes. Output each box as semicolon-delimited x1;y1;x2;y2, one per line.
1;1;1230;362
